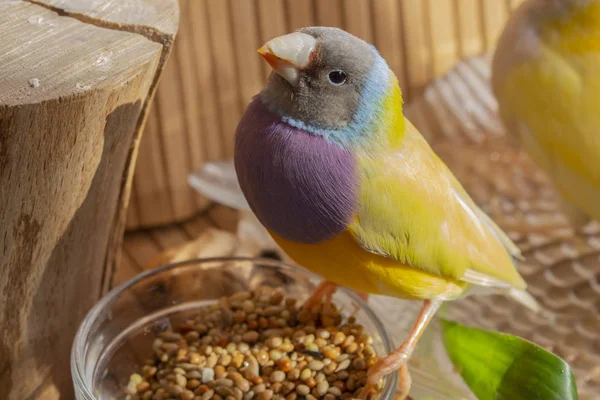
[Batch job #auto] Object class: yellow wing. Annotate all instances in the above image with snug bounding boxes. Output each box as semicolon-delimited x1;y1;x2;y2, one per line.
349;120;526;290
492;2;600;223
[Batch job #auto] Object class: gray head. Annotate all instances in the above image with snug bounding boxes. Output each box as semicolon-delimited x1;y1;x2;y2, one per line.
258;27;382;131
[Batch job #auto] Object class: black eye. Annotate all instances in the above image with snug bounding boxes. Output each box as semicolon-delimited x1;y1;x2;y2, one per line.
328;70;347;86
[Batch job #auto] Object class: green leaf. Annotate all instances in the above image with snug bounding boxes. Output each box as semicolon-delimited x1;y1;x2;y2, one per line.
440;319;578;400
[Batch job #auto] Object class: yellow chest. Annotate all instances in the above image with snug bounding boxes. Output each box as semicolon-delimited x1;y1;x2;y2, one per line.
269;229;466;301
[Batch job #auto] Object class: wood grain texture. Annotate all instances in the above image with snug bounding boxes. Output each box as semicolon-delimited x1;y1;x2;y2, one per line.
170;2;211;211
257;0;288;79
481;0;509;50
231;0;265;108
144;227;236;272
0;1;177;399
205;0;241;159
31;0;178;37
285;0;314;31
117;212;234;284
371;0;406;91
130;106;174;227
127;0;525;229
153;51;196;221
342;0;373;42
187;0;224;162
126;184;141;228
455;0;484;57
400;0;433;98
427;0;459;76
113;248;143;286
314;0;343;27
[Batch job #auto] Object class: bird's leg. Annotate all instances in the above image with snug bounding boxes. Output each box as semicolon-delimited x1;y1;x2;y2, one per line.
358;298;442;399
302;280;338;314
303;283;369;317
397;364;412;400
350;291;370;318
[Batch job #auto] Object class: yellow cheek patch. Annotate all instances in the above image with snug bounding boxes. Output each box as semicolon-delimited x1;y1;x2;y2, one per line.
381;79;405;148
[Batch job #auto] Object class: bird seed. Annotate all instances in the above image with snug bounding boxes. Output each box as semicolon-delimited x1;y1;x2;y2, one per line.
125;286;384;399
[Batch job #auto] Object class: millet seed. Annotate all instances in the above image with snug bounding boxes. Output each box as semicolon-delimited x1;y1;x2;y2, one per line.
124;286;384;400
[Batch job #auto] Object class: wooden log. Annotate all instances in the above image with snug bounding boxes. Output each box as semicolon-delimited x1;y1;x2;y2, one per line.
0;1;178;399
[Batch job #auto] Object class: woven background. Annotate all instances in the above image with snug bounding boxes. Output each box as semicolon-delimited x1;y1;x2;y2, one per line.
404;55;600;399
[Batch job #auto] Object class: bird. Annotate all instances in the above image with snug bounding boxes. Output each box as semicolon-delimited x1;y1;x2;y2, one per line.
492;0;600;230
234;26;539;399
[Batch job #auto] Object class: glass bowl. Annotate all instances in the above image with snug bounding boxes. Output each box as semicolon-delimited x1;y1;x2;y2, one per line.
71;257;398;399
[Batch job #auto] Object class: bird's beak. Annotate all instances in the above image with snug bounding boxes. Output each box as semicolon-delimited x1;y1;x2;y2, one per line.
258;32;316;86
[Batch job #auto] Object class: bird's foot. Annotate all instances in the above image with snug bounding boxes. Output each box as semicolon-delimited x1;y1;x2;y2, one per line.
397;364;413;400
360;299;440;399
301;280;337;315
357;382;377;399
358;350;411;399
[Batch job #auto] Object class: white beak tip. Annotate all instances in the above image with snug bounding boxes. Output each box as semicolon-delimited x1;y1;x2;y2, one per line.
260;32;317;69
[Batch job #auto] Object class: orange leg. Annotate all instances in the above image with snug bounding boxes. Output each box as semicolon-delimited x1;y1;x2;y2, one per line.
303;282;369;317
358;299;443;399
397;365;412;400
302;280;338;314
350;291;370;318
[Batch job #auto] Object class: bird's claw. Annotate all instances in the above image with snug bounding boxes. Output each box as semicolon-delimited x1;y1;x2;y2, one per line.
357;365;386;400
358;360;411;400
301;280;337;313
396;364;412;400
357;382;376;399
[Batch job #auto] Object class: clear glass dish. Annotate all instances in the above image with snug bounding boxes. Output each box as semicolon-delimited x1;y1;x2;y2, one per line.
71;257;398;399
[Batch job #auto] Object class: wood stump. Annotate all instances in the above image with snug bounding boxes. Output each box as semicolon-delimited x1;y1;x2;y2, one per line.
0;1;178;398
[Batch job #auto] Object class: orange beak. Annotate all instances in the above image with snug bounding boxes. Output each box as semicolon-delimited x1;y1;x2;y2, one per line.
257;47;282;70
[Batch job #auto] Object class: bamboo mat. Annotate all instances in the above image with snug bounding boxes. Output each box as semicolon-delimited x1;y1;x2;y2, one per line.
117;55;600;398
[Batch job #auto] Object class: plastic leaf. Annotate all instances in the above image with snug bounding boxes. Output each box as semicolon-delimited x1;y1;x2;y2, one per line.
441;319;578;400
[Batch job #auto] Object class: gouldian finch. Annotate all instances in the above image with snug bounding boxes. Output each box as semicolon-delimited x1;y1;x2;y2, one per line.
234;27;539;399
492;0;600;228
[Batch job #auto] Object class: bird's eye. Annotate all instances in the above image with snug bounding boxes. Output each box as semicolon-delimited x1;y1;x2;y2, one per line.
328;70;347;86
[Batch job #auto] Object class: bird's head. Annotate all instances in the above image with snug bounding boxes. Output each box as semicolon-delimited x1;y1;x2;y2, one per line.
528;0;600;17
257;27;402;148
492;0;600;94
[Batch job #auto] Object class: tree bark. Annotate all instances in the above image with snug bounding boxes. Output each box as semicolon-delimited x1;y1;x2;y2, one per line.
0;1;178;398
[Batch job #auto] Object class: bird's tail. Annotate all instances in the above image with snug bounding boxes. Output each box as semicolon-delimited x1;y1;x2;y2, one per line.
508;287;540;313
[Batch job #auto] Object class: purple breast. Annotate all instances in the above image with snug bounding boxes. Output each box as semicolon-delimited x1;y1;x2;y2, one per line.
234;97;358;244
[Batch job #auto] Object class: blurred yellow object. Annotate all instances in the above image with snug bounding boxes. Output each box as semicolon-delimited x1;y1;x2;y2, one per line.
492;0;600;228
